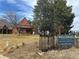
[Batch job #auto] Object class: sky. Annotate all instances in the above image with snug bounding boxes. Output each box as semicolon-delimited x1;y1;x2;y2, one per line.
0;0;79;31
67;0;79;32
0;0;37;20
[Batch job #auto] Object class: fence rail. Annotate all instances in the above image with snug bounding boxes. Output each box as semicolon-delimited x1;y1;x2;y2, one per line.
39;35;79;51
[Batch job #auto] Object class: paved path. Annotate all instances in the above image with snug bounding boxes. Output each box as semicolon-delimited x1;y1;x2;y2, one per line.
0;55;9;59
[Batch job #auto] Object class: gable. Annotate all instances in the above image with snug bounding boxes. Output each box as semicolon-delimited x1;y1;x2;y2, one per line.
20;18;30;25
18;18;32;28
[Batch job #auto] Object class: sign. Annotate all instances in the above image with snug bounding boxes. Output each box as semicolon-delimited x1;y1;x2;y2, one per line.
58;35;75;48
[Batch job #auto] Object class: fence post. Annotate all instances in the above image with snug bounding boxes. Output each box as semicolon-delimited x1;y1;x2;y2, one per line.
39;35;54;52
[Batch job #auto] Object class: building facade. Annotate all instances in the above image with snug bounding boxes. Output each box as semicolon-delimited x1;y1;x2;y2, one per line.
0;18;33;34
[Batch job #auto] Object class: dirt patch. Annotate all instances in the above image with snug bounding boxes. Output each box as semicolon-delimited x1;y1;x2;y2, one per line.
3;42;79;59
0;55;9;59
4;42;41;59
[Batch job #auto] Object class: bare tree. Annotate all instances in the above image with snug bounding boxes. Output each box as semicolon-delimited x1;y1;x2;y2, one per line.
0;11;21;35
2;11;18;27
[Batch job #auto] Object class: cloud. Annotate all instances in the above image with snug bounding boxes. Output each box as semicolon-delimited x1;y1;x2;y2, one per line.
67;0;79;32
0;0;37;20
0;13;4;15
21;0;37;8
71;16;79;26
17;11;33;20
70;16;79;31
17;4;33;12
0;0;16;3
67;0;75;6
67;0;79;15
7;0;16;3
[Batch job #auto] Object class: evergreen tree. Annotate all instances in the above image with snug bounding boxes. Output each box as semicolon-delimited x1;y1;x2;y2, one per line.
33;0;74;35
53;0;74;34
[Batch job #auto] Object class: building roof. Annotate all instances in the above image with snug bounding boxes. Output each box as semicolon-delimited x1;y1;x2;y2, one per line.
0;18;32;29
0;20;12;29
18;18;32;28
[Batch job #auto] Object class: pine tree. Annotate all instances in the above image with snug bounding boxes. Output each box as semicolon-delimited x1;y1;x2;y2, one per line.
33;0;74;35
53;0;74;34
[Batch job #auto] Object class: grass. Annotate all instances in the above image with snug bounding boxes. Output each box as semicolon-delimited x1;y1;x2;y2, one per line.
0;34;39;50
0;34;79;59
